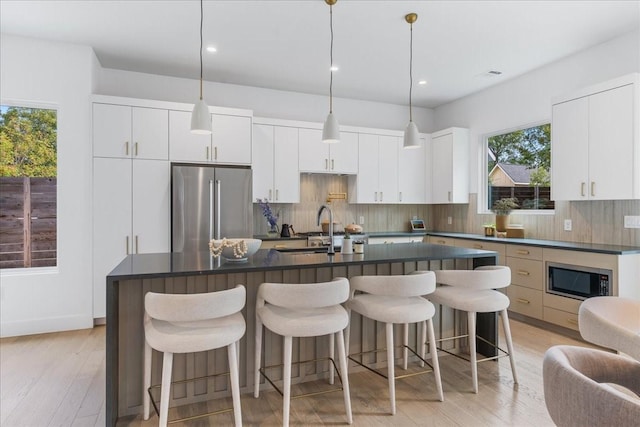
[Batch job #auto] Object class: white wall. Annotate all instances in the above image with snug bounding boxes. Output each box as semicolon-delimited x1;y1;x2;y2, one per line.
433;29;640;194
96;68;435;133
0;35;96;337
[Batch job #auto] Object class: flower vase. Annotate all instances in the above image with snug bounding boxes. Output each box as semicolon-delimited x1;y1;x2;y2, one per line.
267;224;279;238
495;215;509;232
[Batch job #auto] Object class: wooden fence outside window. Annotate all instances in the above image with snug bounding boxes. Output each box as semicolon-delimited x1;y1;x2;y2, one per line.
0;177;57;268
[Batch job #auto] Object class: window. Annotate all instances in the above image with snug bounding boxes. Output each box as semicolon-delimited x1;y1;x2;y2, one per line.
485;123;554;212
0;105;57;269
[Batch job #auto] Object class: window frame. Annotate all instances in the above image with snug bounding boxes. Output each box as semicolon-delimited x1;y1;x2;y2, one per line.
479;119;555;215
0;99;59;272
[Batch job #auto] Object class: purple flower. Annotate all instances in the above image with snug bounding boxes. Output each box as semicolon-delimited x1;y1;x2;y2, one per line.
257;198;279;228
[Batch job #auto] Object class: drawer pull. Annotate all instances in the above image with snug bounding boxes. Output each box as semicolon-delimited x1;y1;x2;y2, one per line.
517;270;530;276
516;250;530;255
567;318;578;325
437;240;446;244
473;244;483;249
516;298;530;305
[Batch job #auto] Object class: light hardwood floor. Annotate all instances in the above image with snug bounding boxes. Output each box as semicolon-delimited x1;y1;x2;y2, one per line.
0;319;596;426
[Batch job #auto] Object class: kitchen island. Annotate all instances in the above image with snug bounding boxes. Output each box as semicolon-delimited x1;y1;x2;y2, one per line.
106;243;498;426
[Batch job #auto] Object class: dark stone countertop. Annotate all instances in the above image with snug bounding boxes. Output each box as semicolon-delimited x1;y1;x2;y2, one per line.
107;242;497;281
427;231;640;255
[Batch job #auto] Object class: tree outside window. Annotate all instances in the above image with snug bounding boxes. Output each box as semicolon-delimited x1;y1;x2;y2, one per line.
0;105;58;268
487;123;554;211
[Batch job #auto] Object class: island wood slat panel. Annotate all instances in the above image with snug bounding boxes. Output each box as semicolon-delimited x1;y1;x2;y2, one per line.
116;259;471;418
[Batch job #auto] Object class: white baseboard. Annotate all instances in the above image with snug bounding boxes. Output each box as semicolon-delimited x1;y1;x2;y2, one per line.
0;314;94;338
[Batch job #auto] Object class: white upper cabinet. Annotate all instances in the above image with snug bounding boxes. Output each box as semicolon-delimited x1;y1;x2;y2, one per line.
431;127;469;204
211;114;252;164
552;74;639;201
298;128;358;174
349;133;399;203
252;123;299;203
398;134;430;204
169;110;212;162
169;111;252;165
93;103;168;160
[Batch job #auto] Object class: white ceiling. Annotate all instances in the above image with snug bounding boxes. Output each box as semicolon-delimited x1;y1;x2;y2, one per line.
1;1;639;108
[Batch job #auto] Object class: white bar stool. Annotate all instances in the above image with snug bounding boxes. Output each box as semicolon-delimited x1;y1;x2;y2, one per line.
429;266;518;393
143;285;246;427
345;271;444;415
254;277;353;427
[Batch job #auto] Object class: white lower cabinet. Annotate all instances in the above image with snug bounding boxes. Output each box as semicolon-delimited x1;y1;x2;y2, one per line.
252;124;299;203
369;236;425;244
92;158;170;318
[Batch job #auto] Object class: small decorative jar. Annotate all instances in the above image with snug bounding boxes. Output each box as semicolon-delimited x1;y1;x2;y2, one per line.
353;241;364;254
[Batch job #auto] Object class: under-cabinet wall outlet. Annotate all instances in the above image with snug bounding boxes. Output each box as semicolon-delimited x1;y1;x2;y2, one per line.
359;216;365;225
624;215;640;228
447;216;452;225
564;219;572;231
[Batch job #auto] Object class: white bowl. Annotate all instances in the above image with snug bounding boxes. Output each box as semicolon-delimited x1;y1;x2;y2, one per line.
209;238;262;262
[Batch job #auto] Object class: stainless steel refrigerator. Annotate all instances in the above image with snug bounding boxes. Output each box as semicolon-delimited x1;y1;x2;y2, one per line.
171;164;253;253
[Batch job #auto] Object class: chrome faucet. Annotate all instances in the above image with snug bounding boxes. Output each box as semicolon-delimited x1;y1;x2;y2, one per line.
317;204;335;255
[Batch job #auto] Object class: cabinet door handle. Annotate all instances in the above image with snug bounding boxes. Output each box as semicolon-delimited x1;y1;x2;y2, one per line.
214;146;218;160
125;141;129;156
135;235;139;254
516;249;530;255
437;240;446;244
399;192;402;202
380;191;383;202
275;189;279;201
374;192;378;202
448;191;452;202
268;189;272;201
473;244;483;249
125;236;129;255
581;182;586;197
567;318;578;325
517;270;530;276
331;159;334;170
206;146;210;160
134;142;138;156
591;181;595;197
325;159;328;170
516;298;530;305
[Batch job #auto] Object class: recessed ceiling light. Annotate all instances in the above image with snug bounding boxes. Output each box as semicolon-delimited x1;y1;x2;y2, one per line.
488;70;502;75
330;65;339;72
206;46;217;53
418;80;427;85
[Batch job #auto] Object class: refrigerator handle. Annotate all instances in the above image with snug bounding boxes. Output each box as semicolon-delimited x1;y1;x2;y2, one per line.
215;180;221;240
209;180;214;242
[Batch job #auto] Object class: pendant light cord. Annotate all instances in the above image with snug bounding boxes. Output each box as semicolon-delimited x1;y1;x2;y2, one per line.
329;4;334;114
409;22;413;122
199;0;204;100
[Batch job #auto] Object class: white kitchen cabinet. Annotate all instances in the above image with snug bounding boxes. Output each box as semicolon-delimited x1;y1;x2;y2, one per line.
252;124;299;203
552;75;638;201
398;134;430;203
349;133;399;203
92;158;170;318
431;127;469;204
169;111;252;165
93;103;168;160
298;128;358;174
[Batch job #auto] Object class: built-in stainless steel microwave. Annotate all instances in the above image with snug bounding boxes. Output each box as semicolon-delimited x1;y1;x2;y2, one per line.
547;262;612;300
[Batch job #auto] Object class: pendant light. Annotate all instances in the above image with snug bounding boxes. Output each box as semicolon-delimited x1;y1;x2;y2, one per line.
322;0;340;144
190;0;212;134
403;13;420;149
